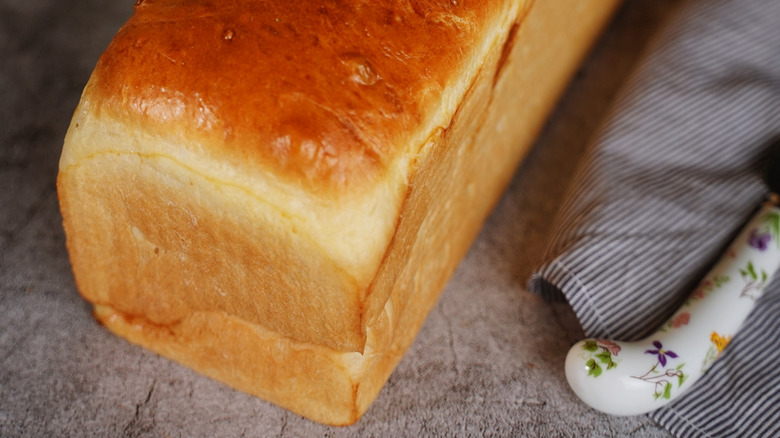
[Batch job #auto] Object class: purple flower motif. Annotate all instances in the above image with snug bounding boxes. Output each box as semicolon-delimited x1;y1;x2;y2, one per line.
644;340;678;367
748;230;771;251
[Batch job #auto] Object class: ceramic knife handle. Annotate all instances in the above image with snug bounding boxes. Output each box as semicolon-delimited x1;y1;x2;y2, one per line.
564;202;780;416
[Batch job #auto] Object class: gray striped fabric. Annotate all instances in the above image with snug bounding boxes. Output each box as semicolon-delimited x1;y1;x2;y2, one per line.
528;0;780;436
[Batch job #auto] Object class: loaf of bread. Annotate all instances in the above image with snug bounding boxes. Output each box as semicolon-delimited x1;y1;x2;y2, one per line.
58;0;619;425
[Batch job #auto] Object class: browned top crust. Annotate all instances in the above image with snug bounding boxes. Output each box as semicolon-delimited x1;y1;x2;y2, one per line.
90;0;500;191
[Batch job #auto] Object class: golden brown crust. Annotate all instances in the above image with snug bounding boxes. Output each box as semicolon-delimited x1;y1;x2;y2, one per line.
92;0;502;191
58;152;366;352
59;0;622;426
91;305;368;426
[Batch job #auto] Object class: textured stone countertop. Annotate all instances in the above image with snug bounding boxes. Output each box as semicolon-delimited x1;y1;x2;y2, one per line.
1;1;677;436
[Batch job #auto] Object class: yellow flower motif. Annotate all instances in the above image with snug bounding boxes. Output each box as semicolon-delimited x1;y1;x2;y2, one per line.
710;332;732;353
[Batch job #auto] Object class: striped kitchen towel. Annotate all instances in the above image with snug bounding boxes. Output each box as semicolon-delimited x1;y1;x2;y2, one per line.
528;0;780;436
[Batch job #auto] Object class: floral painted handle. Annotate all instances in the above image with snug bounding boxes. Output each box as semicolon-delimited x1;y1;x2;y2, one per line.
565;201;780;416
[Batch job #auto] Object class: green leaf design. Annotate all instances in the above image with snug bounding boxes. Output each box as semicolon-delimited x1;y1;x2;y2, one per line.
663;382;672;400
747;261;757;280
740;269;748;278
586;359;602;377
679;373;688;387
676;363;685;371
583;340;598;352
607;360;618;370
761;270;768;283
595;351;612;365
714;275;729;287
766;211;780;248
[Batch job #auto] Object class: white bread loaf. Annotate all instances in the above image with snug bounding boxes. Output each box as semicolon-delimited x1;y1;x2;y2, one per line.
58;0;620;425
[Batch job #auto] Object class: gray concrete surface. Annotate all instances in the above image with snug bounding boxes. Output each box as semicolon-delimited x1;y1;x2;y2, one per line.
0;1;678;436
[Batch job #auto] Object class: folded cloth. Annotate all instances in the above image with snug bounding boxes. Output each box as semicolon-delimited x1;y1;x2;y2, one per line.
528;0;780;436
